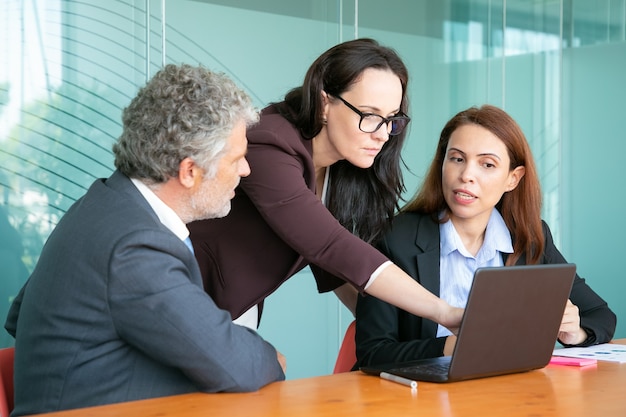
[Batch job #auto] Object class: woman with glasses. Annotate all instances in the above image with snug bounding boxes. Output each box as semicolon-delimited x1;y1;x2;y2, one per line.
188;38;463;333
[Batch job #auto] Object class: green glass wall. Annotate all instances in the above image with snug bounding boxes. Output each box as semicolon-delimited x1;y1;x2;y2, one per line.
1;0;624;379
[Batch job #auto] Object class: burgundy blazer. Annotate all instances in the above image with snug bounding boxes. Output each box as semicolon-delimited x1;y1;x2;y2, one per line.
188;104;388;320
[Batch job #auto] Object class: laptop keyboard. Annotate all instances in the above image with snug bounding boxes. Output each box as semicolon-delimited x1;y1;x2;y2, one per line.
393;362;451;376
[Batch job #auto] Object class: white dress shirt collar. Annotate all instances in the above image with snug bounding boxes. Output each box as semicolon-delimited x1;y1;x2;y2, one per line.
130;178;189;241
440;208;513;261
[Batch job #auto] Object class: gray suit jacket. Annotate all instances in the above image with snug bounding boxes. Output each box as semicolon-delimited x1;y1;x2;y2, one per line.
5;171;284;416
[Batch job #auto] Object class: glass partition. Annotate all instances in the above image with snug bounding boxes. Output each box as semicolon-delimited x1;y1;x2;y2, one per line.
1;0;624;378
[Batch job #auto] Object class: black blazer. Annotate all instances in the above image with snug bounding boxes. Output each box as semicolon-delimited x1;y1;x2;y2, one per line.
355;211;617;368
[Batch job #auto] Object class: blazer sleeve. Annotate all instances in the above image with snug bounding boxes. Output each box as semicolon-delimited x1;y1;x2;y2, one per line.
108;228;285;392
242;118;388;291
355;228;446;368
541;221;617;346
355;293;447;367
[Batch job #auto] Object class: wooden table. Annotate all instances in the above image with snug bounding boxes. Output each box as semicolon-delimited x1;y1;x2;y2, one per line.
32;339;626;417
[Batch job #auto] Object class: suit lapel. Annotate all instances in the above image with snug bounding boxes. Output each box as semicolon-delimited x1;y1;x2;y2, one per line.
413;215;441;337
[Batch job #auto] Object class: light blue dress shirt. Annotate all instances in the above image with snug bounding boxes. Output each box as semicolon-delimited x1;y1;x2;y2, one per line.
437;208;513;336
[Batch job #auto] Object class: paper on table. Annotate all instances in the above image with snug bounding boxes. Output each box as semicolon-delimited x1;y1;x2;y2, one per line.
553;343;626;363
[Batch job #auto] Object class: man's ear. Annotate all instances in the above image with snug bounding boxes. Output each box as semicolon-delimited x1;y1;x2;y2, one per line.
506;165;526;192
178;157;198;189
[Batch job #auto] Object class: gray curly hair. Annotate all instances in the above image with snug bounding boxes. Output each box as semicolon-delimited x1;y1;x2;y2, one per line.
113;64;259;182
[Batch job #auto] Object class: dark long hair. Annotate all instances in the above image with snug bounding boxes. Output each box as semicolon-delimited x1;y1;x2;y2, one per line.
403;105;544;265
276;38;410;243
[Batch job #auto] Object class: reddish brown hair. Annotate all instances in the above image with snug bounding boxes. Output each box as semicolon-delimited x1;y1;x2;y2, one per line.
403;105;544;265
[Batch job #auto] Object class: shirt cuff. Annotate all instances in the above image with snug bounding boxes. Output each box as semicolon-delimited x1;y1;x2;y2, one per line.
363;260;393;291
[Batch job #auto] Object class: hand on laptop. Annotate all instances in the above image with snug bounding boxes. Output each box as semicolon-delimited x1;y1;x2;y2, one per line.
558;299;588;346
440;305;464;335
443;335;457;356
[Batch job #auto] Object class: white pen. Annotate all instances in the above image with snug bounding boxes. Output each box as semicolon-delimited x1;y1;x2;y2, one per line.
380;372;418;389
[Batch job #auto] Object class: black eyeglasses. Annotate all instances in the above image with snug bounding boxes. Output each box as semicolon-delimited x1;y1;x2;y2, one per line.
333;95;410;136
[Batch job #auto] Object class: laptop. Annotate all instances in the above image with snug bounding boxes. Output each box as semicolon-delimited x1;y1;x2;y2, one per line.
360;263;576;383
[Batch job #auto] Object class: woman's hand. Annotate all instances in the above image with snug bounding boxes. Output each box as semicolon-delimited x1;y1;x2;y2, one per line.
558;299;588;345
439;304;464;335
443;335;457;356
